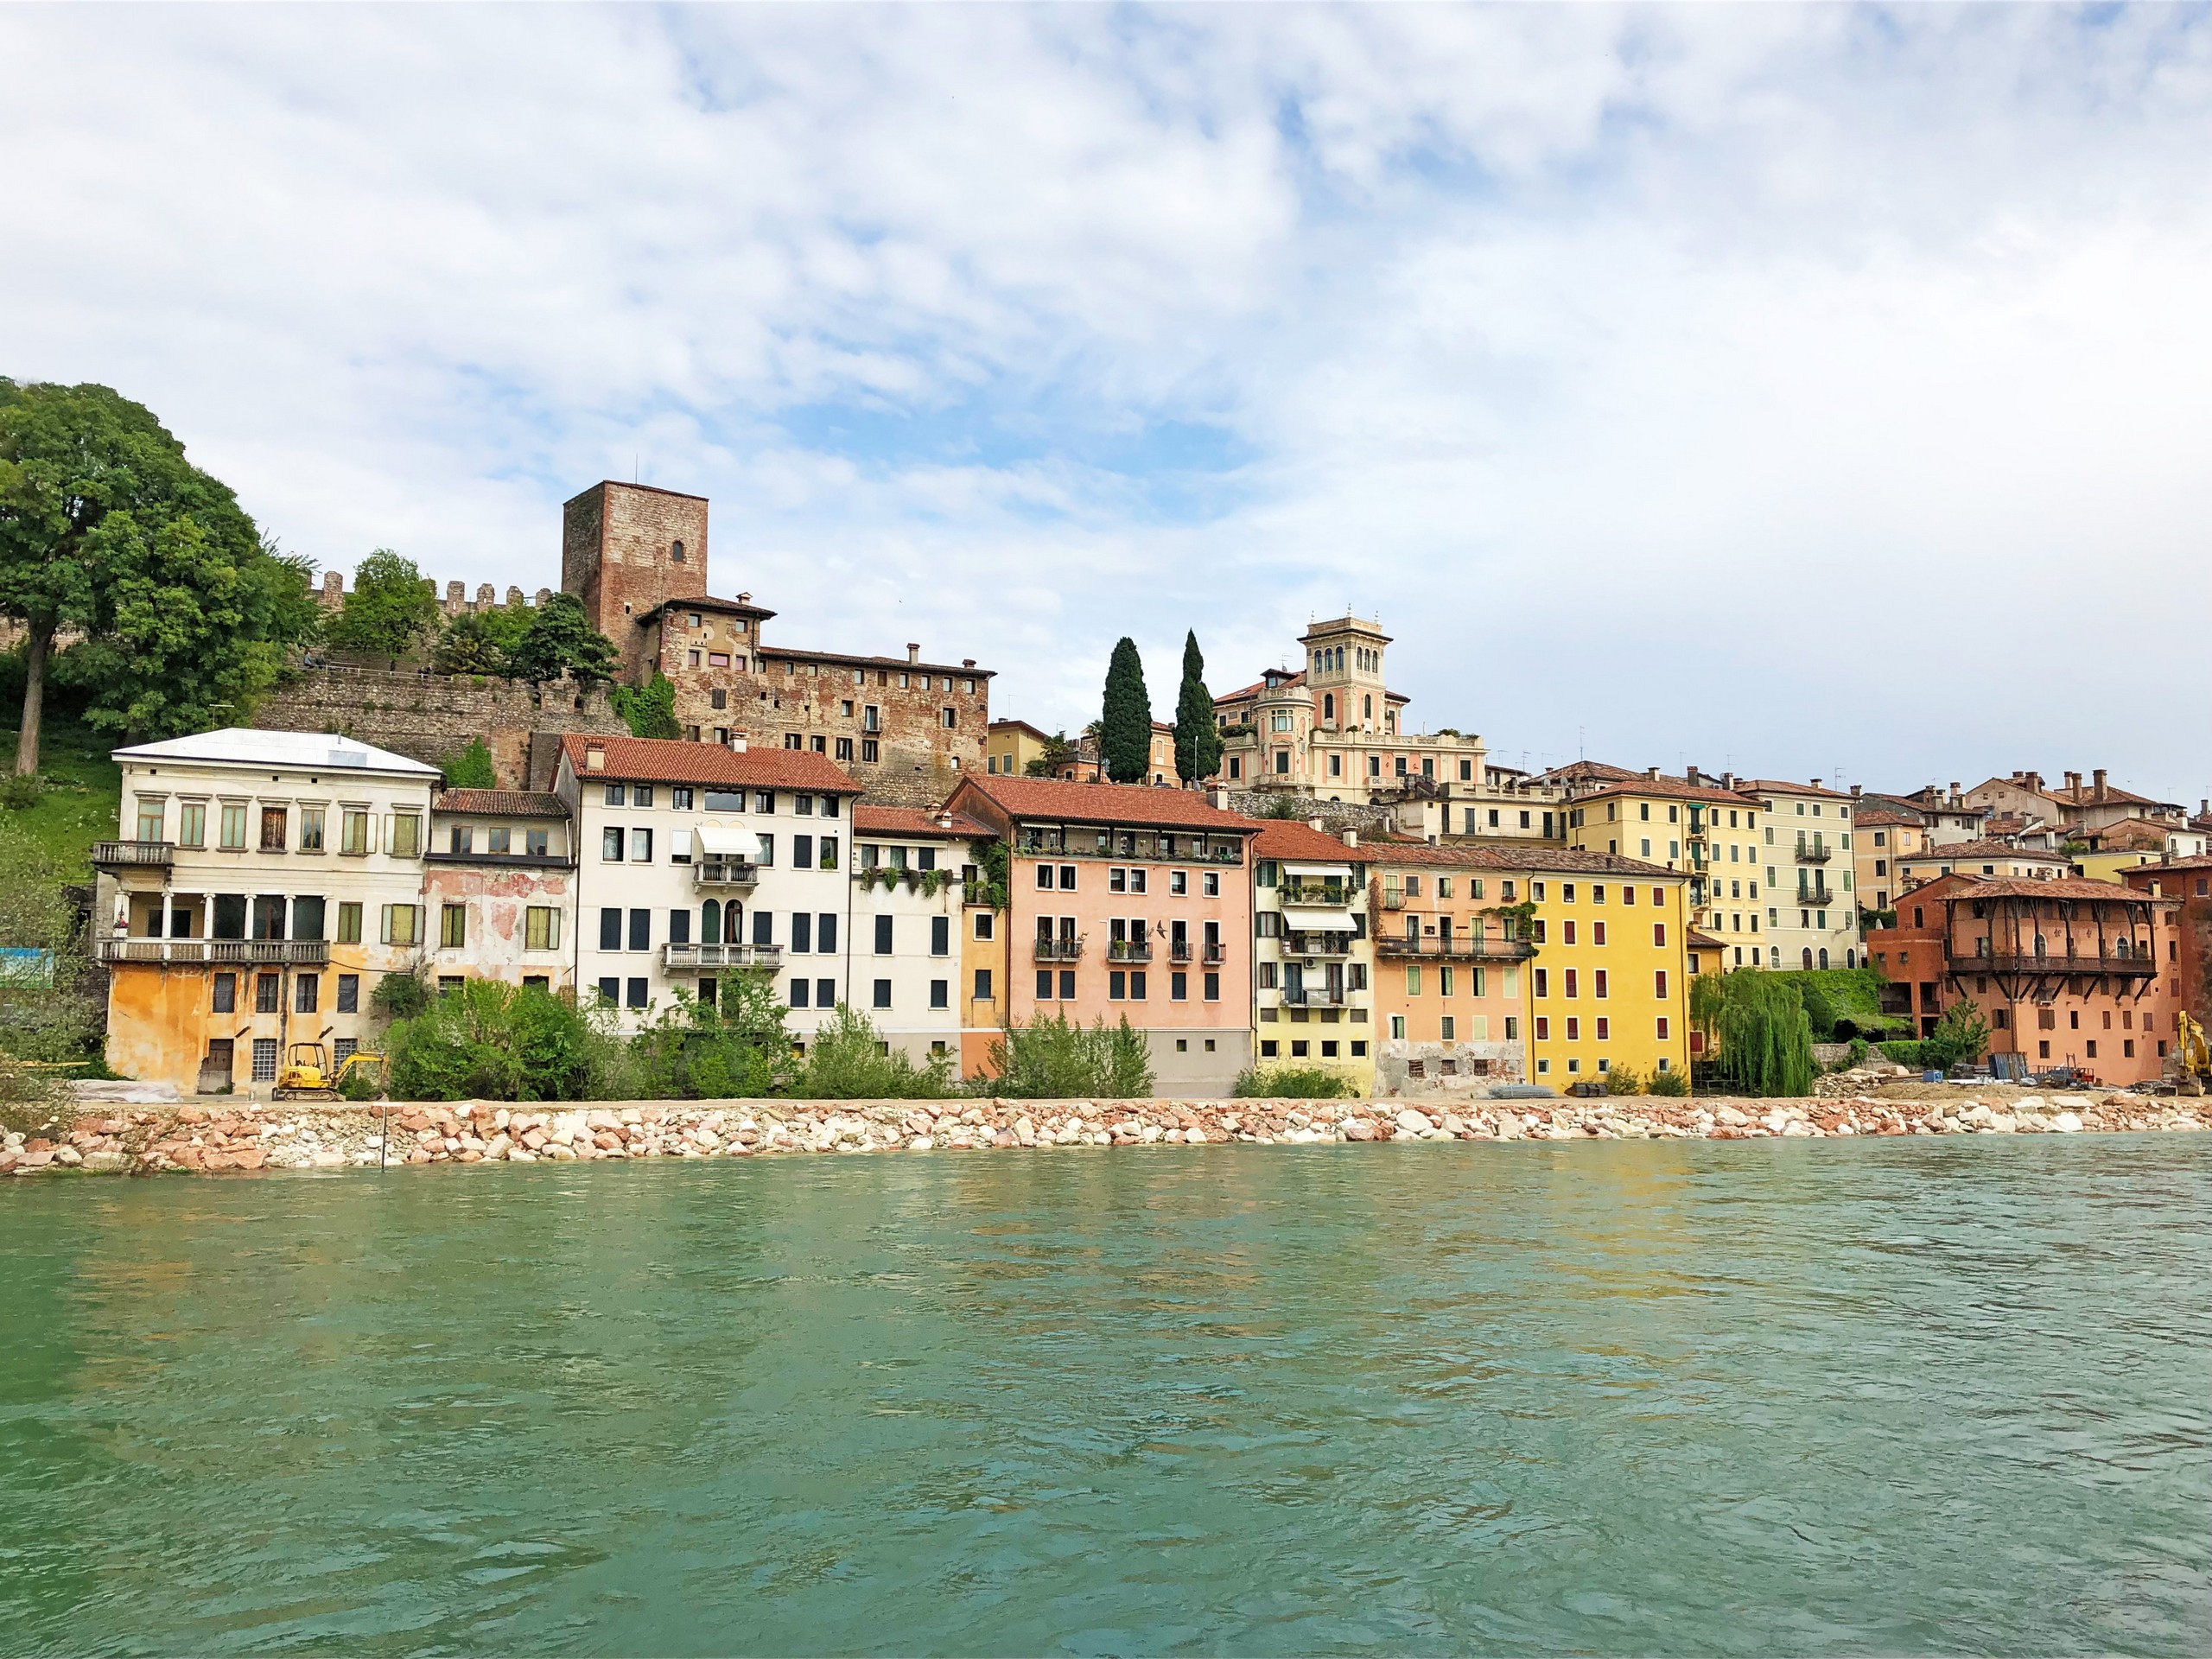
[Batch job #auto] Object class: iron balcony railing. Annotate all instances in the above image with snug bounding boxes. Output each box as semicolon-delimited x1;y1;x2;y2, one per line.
97;938;330;966
1282;986;1349;1008
1278;881;1351;906
92;840;175;868
1203;943;1227;964
1033;936;1086;962
1105;939;1153;963
1375;936;1536;963
1794;887;1835;907
1167;940;1193;962
1284;932;1354;957
661;943;783;970
693;859;762;888
1796;842;1833;864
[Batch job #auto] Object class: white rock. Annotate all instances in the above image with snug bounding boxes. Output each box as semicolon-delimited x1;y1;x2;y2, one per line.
2052;1112;2083;1133
1717;1105;1750;1127
1395;1108;1431;1135
1183;1127;1206;1145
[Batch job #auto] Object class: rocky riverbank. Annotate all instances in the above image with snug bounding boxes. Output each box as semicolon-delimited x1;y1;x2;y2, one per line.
3;1088;2206;1176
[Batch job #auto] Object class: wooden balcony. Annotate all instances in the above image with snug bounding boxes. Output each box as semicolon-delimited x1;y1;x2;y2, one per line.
1951;951;2158;980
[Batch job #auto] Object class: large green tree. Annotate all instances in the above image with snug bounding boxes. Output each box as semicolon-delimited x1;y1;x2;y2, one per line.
1172;629;1222;785
1099;636;1152;784
431;602;533;676
508;591;620;684
327;548;442;658
0;379;319;773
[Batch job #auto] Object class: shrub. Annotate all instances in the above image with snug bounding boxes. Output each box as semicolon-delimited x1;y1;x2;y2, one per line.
370;966;431;1023
626;969;792;1099
0;772;41;810
1646;1067;1690;1097
1232;1063;1350;1099
1923;999;1992;1072
981;1012;1154;1099
0;1053;65;1138
385;980;598;1101
1880;1039;1933;1070
442;737;496;791
1844;1037;1871;1069
797;1004;956;1098
1798;977;1839;1041
1604;1063;1643;1096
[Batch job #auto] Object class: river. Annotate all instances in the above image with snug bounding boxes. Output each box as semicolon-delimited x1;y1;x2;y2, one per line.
3;1138;2207;1656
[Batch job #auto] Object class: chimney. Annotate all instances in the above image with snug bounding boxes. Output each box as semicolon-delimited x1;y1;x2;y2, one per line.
1308;817;1325;831
1811;779;1822;790
1342;829;1358;848
729;733;747;753
1208;787;1229;810
736;591;751;604
1949;781;1961;805
962;658;976;670
1722;772;1736;789
906;643;920;664
1850;784;1862;798
2093;767;2107;800
2065;770;2082;794
936;811;952;830
1646;765;1661;781
585;745;605;772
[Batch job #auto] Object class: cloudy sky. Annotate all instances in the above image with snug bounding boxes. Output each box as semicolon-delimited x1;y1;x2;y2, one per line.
7;5;2209;803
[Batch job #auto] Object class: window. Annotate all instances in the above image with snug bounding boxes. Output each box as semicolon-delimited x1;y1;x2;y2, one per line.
133;797;167;841
295;974;320;1014
1204;972;1220;1001
1594;969;1608;998
448;826;474;855
668;909;691;947
176;801;207;847
255;972;281;1013
381;905;421;945
873;978;893;1009
526;828;550;857
1534;1016;1549;1040
627;978;649;1010
631;828;653;862
390;815;422;857
335;902;363;944
251;1038;279;1084
1655;969;1669;998
817;913;838;953
629;909;651;951
212;972;237;1013
1653;923;1667;947
336;974;359;1013
974;912;995;941
975;968;994;1001
603;826;624;861
931;916;950;956
597;977;620;1006
440;903;467;948
219;804;249;849
1656;1018;1670;1040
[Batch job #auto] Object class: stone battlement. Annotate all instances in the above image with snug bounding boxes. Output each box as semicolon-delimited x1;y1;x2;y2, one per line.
315;571;556;617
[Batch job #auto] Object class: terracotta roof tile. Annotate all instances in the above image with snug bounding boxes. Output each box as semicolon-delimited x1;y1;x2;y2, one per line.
1742;779;1858;802
1368;842;1684;878
1903;839;2071;862
1569;776;1764;809
959;775;1255;832
433;790;569;817
853;806;995;839
1249;820;1363;861
560;734;861;792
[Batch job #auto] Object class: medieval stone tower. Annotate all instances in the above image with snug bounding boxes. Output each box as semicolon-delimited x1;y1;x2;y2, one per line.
561;481;711;681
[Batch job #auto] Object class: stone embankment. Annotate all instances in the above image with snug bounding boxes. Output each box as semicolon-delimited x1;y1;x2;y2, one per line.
3;1089;2206;1176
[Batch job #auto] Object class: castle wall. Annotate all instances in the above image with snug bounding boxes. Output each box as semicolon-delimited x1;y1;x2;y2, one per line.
249;666;627;789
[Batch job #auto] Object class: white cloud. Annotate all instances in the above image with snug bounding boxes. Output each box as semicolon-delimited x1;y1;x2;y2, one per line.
3;4;2208;803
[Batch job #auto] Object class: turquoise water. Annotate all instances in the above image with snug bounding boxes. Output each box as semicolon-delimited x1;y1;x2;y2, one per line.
2;1140;2207;1656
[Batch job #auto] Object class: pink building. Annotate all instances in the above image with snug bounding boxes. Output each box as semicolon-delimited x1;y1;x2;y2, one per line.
947;776;1255;1093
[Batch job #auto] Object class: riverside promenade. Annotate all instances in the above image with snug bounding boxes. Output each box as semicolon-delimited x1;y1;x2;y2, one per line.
6;1087;2205;1175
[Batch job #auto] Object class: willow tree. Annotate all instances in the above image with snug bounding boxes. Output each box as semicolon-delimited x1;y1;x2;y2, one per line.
1713;973;1815;1097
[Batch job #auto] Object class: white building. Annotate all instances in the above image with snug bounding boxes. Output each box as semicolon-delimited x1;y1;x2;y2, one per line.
851;806;995;1065
1249;818;1375;1094
1747;779;1863;969
425;790;578;995
554;734;862;1037
96;729;441;1091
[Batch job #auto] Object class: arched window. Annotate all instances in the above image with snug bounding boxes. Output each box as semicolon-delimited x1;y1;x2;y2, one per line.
701;898;721;945
1846;949;1857;969
1817;948;1829;969
1323;692;1335;721
671;539;686;563
1802;948;1814;969
2033;932;2046;957
1363;694;1374;720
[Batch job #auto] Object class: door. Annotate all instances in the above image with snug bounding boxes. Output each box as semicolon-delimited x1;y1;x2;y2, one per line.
198;1039;234;1096
1284;962;1305;1005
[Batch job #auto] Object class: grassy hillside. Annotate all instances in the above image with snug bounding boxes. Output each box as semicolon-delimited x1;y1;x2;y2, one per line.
0;709;123;880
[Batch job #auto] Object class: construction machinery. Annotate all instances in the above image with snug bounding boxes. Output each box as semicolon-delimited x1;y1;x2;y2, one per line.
274;1042;387;1100
2172;1013;2212;1096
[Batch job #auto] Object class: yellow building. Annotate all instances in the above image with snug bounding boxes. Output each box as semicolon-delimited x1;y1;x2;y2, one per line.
1370;843;1692;1092
1566;773;1764;972
984;719;1055;779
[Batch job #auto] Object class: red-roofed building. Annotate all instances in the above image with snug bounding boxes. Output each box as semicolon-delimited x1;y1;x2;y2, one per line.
1864;873;2180;1084
1249;819;1376;1092
850;806;1001;1072
2123;857;2212;1033
947;775;1257;1092
554;734;866;1035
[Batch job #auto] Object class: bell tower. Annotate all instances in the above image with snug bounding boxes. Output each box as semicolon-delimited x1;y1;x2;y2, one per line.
1300;615;1390;734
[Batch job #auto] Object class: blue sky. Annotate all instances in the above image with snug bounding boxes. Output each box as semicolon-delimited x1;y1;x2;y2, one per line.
5;4;2209;803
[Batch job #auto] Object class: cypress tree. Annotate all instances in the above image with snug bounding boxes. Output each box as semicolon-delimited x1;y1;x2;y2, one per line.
1099;637;1152;784
1173;630;1222;785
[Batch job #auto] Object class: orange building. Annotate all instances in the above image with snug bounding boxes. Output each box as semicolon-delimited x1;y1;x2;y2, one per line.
1864;874;2179;1084
2122;855;2212;1035
946;775;1255;1093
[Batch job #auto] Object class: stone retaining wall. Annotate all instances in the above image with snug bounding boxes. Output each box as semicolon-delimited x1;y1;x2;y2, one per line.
4;1090;2204;1176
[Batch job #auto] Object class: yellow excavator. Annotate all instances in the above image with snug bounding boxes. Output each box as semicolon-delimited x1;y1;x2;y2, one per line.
2173;1013;2212;1096
275;1042;388;1101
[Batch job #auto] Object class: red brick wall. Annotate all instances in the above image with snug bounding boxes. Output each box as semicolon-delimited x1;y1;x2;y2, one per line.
2126;866;2211;1027
562;483;708;677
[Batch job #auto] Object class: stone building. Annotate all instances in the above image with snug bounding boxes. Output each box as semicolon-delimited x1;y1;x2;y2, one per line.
562;481;994;805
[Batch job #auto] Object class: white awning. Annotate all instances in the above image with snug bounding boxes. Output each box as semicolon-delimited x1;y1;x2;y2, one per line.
695;824;752;856
1282;861;1351;876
